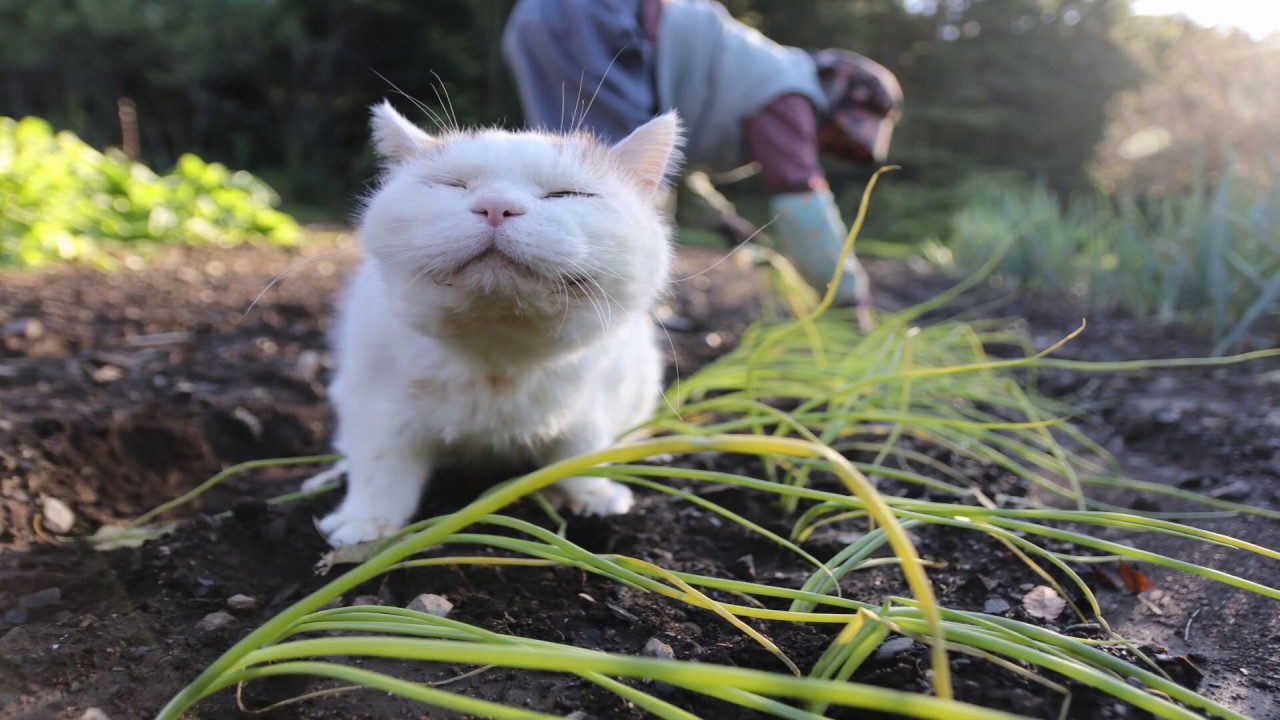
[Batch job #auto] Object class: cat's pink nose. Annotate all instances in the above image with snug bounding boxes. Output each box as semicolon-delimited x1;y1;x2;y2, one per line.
471;197;526;227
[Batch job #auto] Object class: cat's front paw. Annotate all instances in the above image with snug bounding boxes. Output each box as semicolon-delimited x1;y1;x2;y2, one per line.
301;460;349;491
555;477;635;517
317;508;405;547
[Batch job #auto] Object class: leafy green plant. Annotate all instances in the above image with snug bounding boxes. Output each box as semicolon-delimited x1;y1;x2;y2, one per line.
0;116;300;268
945;169;1280;352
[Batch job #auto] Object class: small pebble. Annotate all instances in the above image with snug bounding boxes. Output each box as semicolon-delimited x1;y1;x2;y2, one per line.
4;318;43;340
350;594;383;607
0;626;33;663
225;594;258;612
873;636;916;662
81;709;111;720
19;587;62;610
295;350;323;381
4;608;27;625
40;497;76;534
606;603;638;624
641;637;675;660
406;593;452;618
983;597;1011;615
1207;479;1252;502
231;407;263;441
195;611;236;635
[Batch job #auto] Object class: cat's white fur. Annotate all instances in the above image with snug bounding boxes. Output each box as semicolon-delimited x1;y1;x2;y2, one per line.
315;101;683;547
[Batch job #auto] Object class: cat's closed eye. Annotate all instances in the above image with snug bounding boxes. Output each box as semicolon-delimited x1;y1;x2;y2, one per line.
428;177;467;190
544;190;599;199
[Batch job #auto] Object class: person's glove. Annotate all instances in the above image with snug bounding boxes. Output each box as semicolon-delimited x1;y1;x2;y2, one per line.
770;189;871;312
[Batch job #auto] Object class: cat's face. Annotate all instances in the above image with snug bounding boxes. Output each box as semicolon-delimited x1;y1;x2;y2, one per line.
360;102;682;345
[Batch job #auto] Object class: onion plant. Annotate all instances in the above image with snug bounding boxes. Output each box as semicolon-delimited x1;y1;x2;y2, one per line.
946;167;1280;353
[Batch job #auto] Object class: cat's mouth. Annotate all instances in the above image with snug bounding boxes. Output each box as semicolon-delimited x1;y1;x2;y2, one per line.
443;244;594;296
451;245;540;279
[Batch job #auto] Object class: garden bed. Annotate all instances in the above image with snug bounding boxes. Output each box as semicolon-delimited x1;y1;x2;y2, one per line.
1;239;1277;719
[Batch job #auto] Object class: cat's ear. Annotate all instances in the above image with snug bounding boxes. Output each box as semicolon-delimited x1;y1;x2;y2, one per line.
611;112;684;195
370;100;439;164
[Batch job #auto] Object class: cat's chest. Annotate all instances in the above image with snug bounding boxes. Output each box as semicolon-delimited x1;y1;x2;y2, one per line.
401;354;584;443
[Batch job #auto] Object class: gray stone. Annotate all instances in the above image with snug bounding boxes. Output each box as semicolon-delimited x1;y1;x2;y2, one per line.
406;593;452;618
873;636;917;662
40;497;76;534
0;626;34;664
4;318;43;340
19;587;61;610
1207;479;1252;501
225;594;258;612
231;407;263;441
295;350;323;381
195;611;236;635
983;597;1011;614
641;637;675;660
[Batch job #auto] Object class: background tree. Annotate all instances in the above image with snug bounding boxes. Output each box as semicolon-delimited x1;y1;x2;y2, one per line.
4;0;1269;228
1092;17;1280;197
0;0;519;209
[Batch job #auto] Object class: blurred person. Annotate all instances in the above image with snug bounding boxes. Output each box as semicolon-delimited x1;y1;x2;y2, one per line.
501;0;903;313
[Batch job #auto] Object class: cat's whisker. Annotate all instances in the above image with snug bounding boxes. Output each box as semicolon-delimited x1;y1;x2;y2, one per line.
559;80;568;132
568;259;622;311
373;69;453;135
245;246;360;314
578;273;616;333
561;264;610;332
570;253;627;281
575;48;627;134
670;216;778;284
651;305;685;422
366;221;427;232
429;71;459;131
552;272;575;335
571;68;587;131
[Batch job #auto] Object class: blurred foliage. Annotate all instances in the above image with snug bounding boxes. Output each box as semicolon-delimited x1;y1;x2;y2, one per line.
0;0;1142;214
0;116;299;268
728;0;1140;194
1091;16;1280;197
712;0;1145;248
2;0;1274;252
0;0;518;210
945;166;1280;349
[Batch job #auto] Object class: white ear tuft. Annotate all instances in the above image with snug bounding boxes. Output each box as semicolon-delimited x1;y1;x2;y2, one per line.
370;100;438;163
611;111;684;195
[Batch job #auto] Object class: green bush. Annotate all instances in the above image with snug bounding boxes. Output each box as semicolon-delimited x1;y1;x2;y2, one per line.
0;116;300;268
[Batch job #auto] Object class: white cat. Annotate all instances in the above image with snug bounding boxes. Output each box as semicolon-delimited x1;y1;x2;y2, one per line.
314;101;683;547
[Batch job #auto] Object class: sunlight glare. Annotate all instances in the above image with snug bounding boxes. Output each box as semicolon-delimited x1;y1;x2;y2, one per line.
1131;0;1280;39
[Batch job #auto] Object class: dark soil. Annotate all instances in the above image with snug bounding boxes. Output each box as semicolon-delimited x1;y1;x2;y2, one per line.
1;239;1277;719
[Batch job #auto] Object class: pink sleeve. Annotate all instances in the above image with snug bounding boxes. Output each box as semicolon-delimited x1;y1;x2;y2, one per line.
743;94;828;194
642;0;663;42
